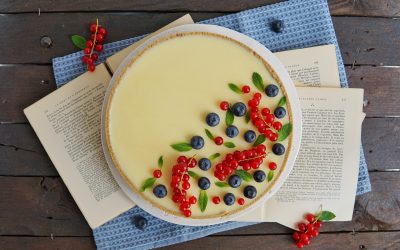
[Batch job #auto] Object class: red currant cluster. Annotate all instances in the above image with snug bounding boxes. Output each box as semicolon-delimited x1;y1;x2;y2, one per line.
170;156;197;217
82;19;107;72
292;213;322;248
248;93;282;141
214;144;267;181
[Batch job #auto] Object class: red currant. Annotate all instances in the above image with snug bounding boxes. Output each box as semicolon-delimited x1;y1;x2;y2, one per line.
273;121;282;131
86;40;94;48
83;48;91;54
96;34;104;43
310;229;319;237
172;175;180;184
314;221;322;228
297;223;306;232
238;198;245;205
300;233;309;242
265;114;275;123
292;232;300;241
183;210;192;217
220;101;229;111
212;196;221;204
242;85;250;93
153;169;162;178
254;92;262;100
189;196;197;204
188;158;197;168
305;213;315;223
182;181;190;190
268;162;277;170
296;242;304;249
95;44;103;52
306;223;314;232
82;56;89;63
91;53;99;61
88;64;95;72
89;23;97;33
261;108;270;116
182;174;190;181
243;163;251;171
269;133;278;141
98;27;107;36
177;156;187;163
248;99;257;108
214;136;224;145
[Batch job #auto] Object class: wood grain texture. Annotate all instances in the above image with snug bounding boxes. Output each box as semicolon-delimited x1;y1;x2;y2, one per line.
0;172;398;237
0;13;399;65
1;0;400;17
0;236;95;250
1;64;400;123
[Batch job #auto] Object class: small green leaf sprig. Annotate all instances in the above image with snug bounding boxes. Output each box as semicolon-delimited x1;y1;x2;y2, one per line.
140;156;163;192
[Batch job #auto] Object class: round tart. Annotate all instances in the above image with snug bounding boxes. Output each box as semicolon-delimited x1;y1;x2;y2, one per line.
102;24;301;225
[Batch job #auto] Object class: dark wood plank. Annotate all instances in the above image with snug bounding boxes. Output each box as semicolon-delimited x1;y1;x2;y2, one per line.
162;231;400;249
0;176;92;236
0;13;399;65
0;236;95;250
1;65;399;123
334;17;400;67
1;0;400;18
0;172;398;236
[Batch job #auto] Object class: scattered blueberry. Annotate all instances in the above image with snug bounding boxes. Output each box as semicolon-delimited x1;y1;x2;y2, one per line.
228;175;242;188
206;112;220;127
232;102;247;117
224;193;236;206
190;136;204;150
226;125;239;138
153;184;167;198
274;107;286;119
198;177;211;190
198;158;211;171
243;185;257;199
244;130;257;143
253;170;266;183
271;20;284;33
133;215;148;230
272;143;286;155
265;84;279;97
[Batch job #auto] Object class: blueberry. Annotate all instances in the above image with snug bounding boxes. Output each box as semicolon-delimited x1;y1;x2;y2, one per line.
198;158;211;171
272;143;285;155
232;102;247;117
265;84;279;97
274;107;286;119
224;193;236;206
206;112;220;127
228;175;242;188
133;215;148;230
243;185;257;199
244;130;256;143
190;136;204;150
226;125;239;138
271;20;284;33
198;177;211;190
253;170;266;183
153;184;167;198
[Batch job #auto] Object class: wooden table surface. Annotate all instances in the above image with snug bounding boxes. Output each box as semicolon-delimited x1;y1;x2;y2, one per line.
1;0;400;249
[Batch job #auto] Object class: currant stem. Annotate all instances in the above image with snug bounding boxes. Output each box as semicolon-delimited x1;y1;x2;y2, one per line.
88;18;99;69
257;109;278;133
237;153;267;163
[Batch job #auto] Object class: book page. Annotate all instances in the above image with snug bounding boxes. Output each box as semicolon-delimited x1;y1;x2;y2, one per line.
261;88;364;228
275;44;340;87
24;64;134;228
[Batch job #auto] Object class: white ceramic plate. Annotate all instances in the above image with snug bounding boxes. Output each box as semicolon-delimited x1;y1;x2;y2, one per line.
101;24;302;226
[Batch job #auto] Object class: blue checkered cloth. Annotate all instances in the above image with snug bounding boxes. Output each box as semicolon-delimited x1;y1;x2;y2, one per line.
52;0;371;249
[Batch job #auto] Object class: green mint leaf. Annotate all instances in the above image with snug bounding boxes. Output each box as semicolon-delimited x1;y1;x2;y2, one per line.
170;142;192;152
253;134;266;146
228;83;243;94
208;153;221;161
140;177;156;192
318;211;336;221
252;72;264;92
215;181;230;188
224;142;235;148
277;123;292;142
235;169;252;182
267;171;274;182
188;170;201;180
226;107;234;126
71;35;87;49
277;96;286;107
199;190;208;212
245;110;250;123
204;128;214;141
158;156;163;169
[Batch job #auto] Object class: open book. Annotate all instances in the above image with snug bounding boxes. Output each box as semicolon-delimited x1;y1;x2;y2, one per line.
24;15;363;229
